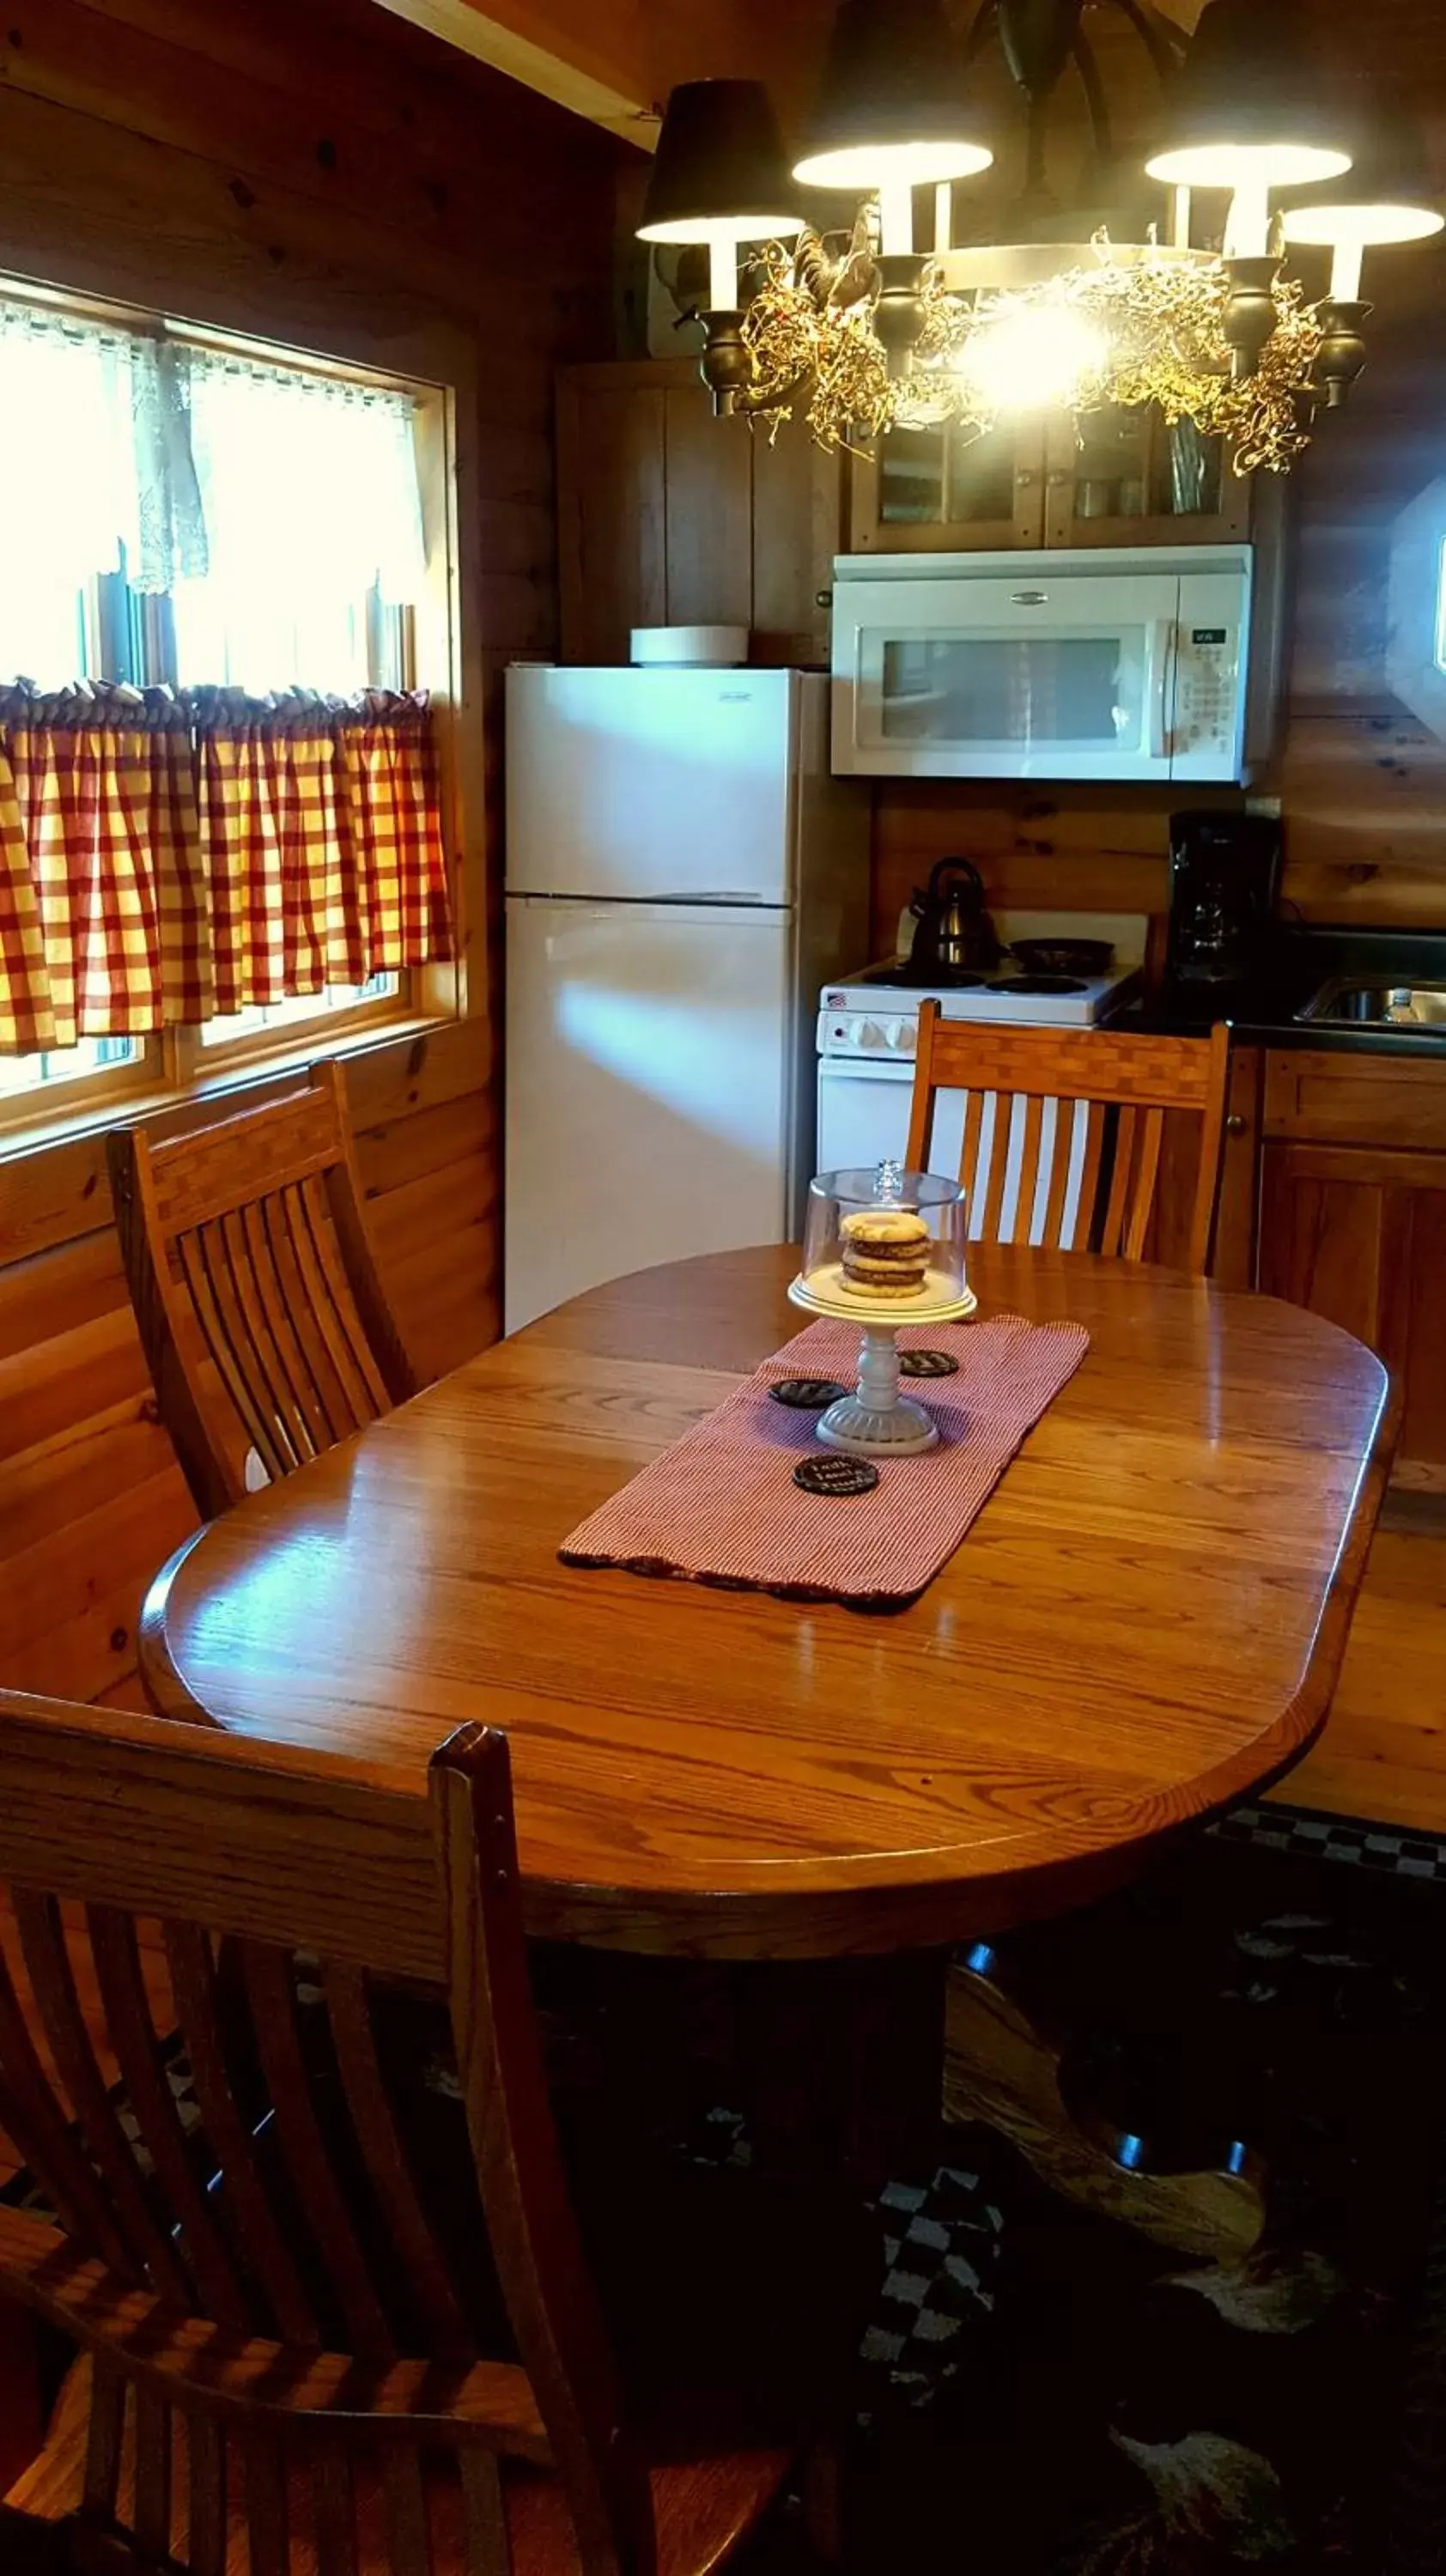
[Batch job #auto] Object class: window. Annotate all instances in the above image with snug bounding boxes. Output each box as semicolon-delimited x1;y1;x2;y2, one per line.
0;1034;140;1106
199;973;397;1052
0;281;453;1139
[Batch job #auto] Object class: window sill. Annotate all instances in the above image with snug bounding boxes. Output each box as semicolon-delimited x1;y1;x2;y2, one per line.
0;1011;459;1171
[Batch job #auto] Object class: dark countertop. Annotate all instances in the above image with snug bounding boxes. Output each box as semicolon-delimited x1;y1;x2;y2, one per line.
1126;926;1446;1060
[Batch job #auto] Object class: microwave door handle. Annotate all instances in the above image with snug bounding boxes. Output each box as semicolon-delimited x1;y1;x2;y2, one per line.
1144;619;1174;762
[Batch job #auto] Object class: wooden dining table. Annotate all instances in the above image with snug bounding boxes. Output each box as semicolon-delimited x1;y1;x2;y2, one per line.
142;1242;1394;1965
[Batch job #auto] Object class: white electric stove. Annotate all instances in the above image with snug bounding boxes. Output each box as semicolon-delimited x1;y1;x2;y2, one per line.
816;911;1147;1179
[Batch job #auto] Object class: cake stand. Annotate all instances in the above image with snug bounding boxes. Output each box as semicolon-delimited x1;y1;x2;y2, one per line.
787;1264;977;1457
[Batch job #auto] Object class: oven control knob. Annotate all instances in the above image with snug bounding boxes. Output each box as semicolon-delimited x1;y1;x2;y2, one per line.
859;1019;887;1049
890;1020;916;1054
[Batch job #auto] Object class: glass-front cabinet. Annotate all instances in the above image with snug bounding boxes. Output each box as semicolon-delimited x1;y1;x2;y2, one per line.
850;402;1250;554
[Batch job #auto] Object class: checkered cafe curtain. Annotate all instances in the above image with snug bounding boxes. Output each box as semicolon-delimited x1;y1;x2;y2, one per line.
0;685;453;1051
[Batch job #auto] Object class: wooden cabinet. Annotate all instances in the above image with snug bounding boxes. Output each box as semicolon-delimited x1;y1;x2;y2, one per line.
849;403;1251;555
556;360;846;667
1259;1049;1446;1489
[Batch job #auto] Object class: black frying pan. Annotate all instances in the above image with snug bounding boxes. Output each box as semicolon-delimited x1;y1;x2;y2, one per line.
1008;937;1115;976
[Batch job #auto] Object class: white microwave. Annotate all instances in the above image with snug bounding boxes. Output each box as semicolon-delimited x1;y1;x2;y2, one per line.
830;543;1254;785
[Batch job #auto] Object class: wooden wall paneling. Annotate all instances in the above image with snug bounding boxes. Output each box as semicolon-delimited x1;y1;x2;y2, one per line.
1276;713;1446;924
557;369;667;663
65;0;610;185
557;360;845;666
870;781;1182;954
0;0;566;291
0;1036;504;1710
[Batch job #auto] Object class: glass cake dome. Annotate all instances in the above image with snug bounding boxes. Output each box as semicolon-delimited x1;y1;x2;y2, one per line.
801;1161;968;1313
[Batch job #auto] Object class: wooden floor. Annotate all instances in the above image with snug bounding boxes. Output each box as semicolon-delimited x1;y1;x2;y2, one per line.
1271;1503;1446;1835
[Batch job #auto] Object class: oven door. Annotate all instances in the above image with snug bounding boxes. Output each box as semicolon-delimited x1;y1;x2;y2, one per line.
833;568;1182;782
817;1059;967;1183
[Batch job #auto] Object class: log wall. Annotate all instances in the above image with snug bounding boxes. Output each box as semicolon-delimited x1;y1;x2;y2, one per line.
0;0;621;1704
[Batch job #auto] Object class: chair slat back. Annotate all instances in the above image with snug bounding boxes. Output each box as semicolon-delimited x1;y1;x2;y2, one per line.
107;1065;417;1522
0;1693;649;2576
905;1014;1232;1274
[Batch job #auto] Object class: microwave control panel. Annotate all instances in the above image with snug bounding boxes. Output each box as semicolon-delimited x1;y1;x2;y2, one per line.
1170;571;1250;781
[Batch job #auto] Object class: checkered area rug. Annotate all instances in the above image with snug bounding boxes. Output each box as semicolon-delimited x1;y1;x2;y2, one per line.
1214;1801;1446;1881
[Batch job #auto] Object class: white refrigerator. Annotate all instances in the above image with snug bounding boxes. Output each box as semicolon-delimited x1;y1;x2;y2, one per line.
505;665;869;1334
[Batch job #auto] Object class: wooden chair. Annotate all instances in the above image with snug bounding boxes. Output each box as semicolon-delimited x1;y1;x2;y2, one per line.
905;1010;1233;1275
107;1064;417;1520
0;1692;853;2574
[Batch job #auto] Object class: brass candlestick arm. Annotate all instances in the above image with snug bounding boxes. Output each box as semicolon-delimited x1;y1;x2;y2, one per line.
873;253;930;380
1222;256;1283;380
699;311;752;416
1313;298;1373;410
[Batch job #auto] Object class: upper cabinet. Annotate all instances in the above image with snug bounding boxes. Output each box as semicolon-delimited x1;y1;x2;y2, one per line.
555;368;1260;668
556;360;846;666
849;402;1252;556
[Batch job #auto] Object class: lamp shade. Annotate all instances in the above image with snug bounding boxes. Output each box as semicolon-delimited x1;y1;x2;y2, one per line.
1145;0;1354;191
1282;94;1443;248
637;81;802;244
793;0;993;190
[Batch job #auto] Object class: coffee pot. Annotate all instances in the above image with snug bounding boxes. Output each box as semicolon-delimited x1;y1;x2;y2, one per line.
908;860;1000;978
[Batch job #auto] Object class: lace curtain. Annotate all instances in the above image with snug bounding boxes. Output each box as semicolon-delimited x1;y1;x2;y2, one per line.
0;301;426;639
0;302;206;599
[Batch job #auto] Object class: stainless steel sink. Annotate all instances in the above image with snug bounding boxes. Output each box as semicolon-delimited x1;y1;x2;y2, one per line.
1296;977;1446;1032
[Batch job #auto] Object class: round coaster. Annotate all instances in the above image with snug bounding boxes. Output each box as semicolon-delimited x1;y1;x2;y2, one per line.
899;1349;960;1380
770;1377;851;1411
793;1455;880;1499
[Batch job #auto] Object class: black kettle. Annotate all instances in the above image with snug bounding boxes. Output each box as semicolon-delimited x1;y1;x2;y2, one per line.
908;860;1000;977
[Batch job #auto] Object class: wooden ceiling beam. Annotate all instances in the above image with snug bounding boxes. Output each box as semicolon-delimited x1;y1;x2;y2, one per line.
368;0;833;146
365;0;655;143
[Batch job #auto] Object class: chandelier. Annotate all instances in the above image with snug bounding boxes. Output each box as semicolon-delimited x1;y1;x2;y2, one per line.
636;0;1443;473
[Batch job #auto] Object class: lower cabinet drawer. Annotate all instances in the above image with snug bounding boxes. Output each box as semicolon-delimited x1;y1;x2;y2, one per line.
1265;1048;1446;1149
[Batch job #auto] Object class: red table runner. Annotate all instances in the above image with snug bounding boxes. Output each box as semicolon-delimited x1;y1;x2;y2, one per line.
559;1311;1091;1611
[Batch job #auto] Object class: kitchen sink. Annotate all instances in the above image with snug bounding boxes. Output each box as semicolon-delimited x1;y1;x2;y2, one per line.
1296;977;1446;1032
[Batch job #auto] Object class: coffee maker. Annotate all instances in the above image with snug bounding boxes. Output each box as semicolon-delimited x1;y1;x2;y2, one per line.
1165;811;1283;1000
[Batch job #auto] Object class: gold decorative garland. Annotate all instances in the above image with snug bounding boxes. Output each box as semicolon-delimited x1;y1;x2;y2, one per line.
739;234;1326;474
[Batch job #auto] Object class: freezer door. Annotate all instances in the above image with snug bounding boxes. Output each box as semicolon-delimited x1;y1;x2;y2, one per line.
506;665;797;903
506;900;794;1334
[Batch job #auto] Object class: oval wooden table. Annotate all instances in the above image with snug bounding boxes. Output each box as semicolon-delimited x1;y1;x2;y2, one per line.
141;1242;1394;1963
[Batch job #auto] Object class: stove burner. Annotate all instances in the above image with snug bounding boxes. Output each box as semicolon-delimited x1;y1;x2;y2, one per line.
990;974;1089;997
860;963;987;991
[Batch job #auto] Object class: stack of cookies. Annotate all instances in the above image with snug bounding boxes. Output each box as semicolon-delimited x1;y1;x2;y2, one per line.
839;1206;933;1300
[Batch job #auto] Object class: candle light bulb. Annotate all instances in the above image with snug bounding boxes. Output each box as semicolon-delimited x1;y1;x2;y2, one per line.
708;236;740;313
1329;237;1365;302
1224;176;1273;259
878;177;916;258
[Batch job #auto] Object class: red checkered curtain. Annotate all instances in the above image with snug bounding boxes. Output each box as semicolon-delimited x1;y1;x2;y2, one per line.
338;699;452;970
0;686;211;1049
194;690;453;1013
0;738;54;1051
